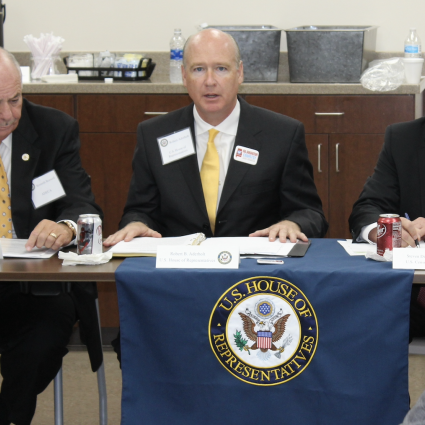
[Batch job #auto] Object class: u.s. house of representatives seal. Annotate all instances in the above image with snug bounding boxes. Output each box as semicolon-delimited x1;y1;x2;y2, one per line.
209;276;318;386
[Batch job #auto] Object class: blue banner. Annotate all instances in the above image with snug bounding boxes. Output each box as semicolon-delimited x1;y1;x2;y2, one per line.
115;239;413;425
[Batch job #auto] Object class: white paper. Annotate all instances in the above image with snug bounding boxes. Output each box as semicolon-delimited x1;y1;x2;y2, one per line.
109;235;297;257
203;237;296;256
0;239;58;258
156;245;239;269
157;128;195;165
108;233;205;256
337;239;376;256
32;170;66;209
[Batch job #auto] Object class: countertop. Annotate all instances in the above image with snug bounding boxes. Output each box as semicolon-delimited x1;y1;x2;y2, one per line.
22;73;425;95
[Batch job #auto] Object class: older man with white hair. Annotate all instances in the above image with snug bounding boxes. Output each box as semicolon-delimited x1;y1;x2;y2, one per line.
0;48;103;425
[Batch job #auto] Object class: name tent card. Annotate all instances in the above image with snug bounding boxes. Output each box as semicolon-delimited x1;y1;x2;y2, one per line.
393;248;425;269
156;245;239;269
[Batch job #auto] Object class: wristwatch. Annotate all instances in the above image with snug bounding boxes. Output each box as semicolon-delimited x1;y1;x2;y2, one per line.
61;220;77;239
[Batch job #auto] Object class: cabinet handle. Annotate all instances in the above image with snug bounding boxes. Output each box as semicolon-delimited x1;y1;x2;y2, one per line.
315;112;345;116
318;144;322;173
335;143;340;172
144;112;168;115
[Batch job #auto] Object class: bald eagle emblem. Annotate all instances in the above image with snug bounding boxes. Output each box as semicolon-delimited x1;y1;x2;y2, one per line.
234;299;293;361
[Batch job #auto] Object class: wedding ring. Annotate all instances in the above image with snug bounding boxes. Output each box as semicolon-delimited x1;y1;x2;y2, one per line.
49;232;58;239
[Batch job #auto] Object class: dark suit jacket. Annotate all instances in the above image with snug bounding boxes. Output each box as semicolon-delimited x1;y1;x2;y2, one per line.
349;117;425;240
9;98;103;371
121;98;327;238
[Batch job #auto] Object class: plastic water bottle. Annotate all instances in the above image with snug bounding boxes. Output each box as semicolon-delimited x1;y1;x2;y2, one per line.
170;29;185;83
404;28;422;57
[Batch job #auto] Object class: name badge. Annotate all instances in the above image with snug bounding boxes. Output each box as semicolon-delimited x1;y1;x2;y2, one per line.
156;245;239;269
157;128;195;165
233;145;259;165
32;170;66;209
393;248;425;269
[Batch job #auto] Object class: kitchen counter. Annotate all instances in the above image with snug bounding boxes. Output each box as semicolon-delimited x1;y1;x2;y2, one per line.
22;74;425;95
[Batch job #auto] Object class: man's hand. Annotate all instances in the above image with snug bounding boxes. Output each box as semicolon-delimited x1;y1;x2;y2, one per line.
249;220;308;243
103;222;162;247
25;220;73;251
368;217;425;247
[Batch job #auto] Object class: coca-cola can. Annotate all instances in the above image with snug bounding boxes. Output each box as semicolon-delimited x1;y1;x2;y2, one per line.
77;214;103;255
377;214;402;256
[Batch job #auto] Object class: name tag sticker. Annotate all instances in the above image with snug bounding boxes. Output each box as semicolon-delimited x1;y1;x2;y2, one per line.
156;245;240;269
32;170;66;209
233;145;259;165
393;248;425;269
157;128;195;165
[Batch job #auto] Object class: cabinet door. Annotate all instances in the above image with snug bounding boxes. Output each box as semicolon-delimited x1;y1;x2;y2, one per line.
328;134;384;238
23;95;75;117
305;135;329;222
79;133;137;237
77;94;191;133
143;94;192;121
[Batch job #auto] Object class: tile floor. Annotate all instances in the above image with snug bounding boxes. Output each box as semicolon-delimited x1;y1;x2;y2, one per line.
1;352;425;424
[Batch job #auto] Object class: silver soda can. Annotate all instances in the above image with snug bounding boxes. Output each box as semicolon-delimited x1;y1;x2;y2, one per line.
77;214;103;255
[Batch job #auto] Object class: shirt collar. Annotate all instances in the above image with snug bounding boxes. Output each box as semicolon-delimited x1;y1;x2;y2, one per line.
2;133;12;150
194;100;240;136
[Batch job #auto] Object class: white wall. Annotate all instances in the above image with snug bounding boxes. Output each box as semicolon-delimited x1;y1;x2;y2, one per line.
3;0;425;52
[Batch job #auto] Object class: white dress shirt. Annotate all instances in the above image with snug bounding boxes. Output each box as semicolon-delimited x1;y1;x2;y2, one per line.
0;134;77;242
193;101;240;209
358;223;377;244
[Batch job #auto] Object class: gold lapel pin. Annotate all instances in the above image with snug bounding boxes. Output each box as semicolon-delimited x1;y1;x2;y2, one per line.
22;154;30;161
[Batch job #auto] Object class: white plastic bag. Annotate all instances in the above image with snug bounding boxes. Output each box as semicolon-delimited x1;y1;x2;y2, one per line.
360;58;405;92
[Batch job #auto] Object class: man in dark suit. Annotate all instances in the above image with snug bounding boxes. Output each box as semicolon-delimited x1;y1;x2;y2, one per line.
349;118;425;338
104;28;327;247
104;29;327;363
0;48;103;425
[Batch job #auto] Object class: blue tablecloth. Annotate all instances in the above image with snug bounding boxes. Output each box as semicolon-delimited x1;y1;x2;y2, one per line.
115;239;414;425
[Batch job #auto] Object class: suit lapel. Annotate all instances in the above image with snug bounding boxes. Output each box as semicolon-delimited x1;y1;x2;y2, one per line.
419;120;425;215
11;103;41;238
176;106;209;219
218;100;262;213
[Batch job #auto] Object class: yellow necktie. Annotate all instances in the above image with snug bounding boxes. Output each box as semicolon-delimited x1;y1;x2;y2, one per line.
200;129;220;234
0;155;12;238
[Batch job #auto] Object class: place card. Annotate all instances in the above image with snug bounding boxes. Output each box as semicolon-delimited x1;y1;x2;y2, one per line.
392;248;425;269
156;245;239;269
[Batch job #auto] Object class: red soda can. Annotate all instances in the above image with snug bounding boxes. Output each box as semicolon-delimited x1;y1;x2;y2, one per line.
377;214;402;256
77;214;103;255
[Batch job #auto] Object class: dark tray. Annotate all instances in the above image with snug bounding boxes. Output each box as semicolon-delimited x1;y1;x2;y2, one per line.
63;56;156;81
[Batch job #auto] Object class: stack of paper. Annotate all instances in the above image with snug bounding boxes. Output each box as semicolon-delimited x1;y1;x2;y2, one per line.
108;234;297;257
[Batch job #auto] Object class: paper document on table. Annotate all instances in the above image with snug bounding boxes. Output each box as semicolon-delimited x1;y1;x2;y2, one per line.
338;239;376;256
0;239;58;258
202;237;296;256
108;234;297;257
109;233;206;257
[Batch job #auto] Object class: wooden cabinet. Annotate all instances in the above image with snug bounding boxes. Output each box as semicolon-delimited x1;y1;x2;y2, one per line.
245;95;415;238
24;94;75;117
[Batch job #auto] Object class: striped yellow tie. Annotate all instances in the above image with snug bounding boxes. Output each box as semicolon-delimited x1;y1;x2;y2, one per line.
0;155;12;238
200;129;220;234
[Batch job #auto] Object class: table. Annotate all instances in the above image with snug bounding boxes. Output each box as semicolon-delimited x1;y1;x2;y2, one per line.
0;250;424;282
115;239;415;425
0;254;123;281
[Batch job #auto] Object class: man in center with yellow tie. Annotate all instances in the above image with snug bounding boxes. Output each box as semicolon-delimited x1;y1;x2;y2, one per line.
104;28;327;246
